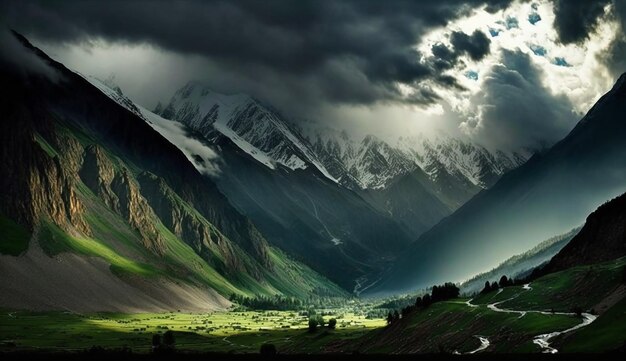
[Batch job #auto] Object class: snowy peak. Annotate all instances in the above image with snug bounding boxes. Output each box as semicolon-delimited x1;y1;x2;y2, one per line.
83;76;222;178
157;82;338;181
305;127;527;192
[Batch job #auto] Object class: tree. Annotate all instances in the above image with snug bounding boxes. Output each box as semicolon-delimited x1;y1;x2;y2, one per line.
151;334;161;351
386;312;394;325
431;282;459;301
422;293;432;307
393;310;400;322
415;296;422;308
260;343;277;356
499;275;510;287
481;281;492;294
163;330;175;349
328;318;337;329
317;314;325;327
308;318;319;333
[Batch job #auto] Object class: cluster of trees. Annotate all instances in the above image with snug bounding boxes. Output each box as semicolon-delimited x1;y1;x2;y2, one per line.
431;283;461;301
386;310;400;325
307;310;337;332
481;275;513;294
151;331;175;353
387;282;460;325
230;294;303;310
230;293;356;311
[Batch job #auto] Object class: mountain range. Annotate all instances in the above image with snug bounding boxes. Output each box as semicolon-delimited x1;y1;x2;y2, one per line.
2;30;624;312
370;71;626;295
145;80;526;288
0;32;346;312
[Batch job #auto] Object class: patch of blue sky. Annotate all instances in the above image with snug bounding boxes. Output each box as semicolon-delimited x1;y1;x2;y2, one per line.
465;70;479;81
528;12;541;25
553;57;571;67
529;44;547;57
489;28;501;37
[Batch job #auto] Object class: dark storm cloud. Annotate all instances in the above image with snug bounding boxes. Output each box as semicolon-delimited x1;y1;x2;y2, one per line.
427;29;490;79
601;0;626;79
465;49;576;151
1;0;514;107
450;30;491;61
550;0;626;79
552;0;611;44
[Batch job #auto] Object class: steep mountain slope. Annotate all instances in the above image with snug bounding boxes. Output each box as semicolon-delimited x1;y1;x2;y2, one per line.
157;83;337;180
153;84;417;289
370;73;626;295
305;128;525;234
542;192;626;274
461;227;580;294
359;168;454;237
306;128;526;195
0;32;345;311
157;83;527;240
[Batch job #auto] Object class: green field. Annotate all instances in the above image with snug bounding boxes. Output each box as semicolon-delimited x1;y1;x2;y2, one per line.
0;309;385;353
353;298;581;354
499;257;626;312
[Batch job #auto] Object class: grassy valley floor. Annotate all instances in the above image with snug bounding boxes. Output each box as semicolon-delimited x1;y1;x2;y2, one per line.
1;257;624;355
0;309;384;354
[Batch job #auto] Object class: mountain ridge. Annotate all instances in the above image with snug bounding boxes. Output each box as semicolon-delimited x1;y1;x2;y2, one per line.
368;71;626;295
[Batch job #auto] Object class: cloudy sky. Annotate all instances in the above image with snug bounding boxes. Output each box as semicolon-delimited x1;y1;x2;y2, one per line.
2;0;625;151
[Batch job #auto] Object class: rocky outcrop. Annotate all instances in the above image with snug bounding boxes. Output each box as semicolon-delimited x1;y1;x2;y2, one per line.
79;144;165;255
28;146;90;235
137;172;260;278
110;169;166;255
80;145;120;213
0;99;90;237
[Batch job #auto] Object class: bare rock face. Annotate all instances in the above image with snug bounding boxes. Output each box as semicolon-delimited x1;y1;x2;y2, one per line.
79;144;165;255
80;145;120;213
0;116;90;236
137;172;261;278
111;169;166;255
28;149;91;235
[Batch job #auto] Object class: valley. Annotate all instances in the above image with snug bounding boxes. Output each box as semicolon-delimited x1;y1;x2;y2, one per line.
1;10;626;357
2;256;623;354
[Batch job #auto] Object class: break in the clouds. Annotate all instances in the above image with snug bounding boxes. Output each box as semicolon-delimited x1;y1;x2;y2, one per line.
460;49;575;151
2;0;625;152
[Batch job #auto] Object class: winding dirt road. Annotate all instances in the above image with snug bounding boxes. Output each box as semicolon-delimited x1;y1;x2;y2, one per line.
464;283;597;354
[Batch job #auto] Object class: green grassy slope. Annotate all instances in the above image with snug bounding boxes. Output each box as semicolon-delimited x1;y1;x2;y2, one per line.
558;296;626;352
348;257;626;354
2;123;345;305
500;257;626;312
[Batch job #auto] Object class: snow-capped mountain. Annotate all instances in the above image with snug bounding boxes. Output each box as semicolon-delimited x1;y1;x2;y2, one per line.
155;82;528;197
156;82;338;182
85;76;415;289
85;77;531;289
307;129;528;191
